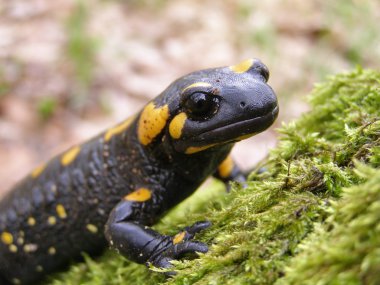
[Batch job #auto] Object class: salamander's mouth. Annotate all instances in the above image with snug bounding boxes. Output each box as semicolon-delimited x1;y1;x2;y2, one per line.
171;105;279;155
192;105;279;145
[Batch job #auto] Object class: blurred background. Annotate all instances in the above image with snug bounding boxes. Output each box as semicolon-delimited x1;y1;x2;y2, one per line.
0;0;379;196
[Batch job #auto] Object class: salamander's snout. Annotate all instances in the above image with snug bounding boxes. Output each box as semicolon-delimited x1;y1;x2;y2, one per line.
251;59;270;82
241;83;278;117
229;58;270;83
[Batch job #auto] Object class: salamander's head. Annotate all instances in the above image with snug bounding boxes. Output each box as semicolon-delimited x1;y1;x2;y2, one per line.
161;59;278;154
137;59;278;154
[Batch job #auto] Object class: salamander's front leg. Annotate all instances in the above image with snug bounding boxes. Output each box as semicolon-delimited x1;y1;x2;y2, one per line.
104;188;210;270
213;155;246;191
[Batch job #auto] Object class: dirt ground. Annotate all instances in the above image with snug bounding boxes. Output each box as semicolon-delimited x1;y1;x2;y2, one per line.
0;0;379;196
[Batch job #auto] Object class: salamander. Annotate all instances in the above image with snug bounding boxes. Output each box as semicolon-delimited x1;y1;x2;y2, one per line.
0;59;278;285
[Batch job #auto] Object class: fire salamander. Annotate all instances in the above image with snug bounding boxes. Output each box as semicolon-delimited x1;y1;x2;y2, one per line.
0;59;278;285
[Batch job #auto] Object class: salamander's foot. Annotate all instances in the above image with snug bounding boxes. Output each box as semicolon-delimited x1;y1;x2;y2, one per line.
148;221;211;272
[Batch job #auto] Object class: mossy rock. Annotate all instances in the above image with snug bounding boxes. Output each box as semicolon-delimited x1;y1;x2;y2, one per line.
50;67;380;285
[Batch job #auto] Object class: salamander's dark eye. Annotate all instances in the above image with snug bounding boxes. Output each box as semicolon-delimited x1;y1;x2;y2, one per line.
183;92;219;120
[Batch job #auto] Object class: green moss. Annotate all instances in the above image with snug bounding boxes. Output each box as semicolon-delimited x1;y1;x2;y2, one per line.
36;97;58;120
48;67;380;284
276;165;380;285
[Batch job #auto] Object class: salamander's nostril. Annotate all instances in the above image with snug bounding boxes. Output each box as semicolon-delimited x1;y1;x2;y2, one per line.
240;101;246;108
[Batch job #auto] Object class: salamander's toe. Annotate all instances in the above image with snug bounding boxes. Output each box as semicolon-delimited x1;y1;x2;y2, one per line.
173;240;209;258
152;256;172;269
184;220;211;237
148;221;211;275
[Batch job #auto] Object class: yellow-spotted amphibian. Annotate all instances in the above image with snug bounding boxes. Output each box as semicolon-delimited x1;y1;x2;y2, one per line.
0;59;278;284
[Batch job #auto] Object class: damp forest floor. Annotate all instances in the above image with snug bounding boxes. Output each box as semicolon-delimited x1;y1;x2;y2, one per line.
48;68;380;285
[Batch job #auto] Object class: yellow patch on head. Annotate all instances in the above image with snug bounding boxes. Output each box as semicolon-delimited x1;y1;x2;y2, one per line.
61;146;81;166
125;188;152;202
47;216;57;225
169;112;187;139
173;231;186;245
229;59;255;74
138;102;170;145
181;82;212;93
1;232;13;245
31;164;46;178
86;224;98;234
185;144;217;154
56;204;67;219
104;116;135;142
218;155;234;178
27;217;36;226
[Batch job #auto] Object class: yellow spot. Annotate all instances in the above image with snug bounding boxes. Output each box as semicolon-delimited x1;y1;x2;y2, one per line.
86;224;98;234
17;237;24;245
36;265;43;272
23;243;38;253
48;247;56;255
61;146;81;166
104;116;135;142
218;155;234;178
48;216;56;225
27;217;36;226
56;204;67;219
31;164;46;178
9;244;18;253
181;82;212;93
169;112;187;139
185;144;217;154
1;232;13;245
173;231;186;245
51;184;57;193
12;278;21;285
138;102;169;145
229;59;255;73
125;188;152;202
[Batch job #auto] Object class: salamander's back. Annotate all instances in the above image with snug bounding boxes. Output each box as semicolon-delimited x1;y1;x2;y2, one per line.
0;134;115;284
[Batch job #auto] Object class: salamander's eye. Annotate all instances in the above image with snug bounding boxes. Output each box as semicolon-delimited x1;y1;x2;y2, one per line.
183;92;220;120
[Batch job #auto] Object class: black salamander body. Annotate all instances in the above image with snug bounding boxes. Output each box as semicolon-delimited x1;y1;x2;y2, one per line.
0;59;278;284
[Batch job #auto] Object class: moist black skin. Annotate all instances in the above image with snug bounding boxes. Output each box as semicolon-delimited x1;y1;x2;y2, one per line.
0;59;278;285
